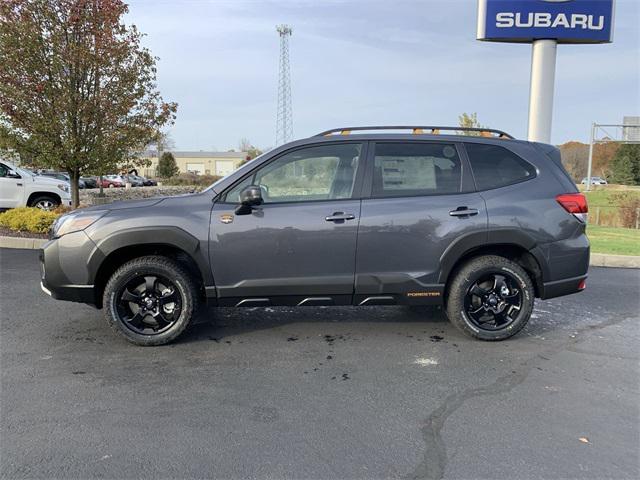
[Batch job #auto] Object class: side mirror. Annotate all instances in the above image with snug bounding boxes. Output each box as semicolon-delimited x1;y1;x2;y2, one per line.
7;170;21;179
235;185;263;215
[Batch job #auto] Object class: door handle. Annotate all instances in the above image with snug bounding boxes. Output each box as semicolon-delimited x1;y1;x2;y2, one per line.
325;212;356;222
449;207;479;217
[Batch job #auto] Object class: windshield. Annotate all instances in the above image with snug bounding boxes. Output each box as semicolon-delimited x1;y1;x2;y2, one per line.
3;163;35;178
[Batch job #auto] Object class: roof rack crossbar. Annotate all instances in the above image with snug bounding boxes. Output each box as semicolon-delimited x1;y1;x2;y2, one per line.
315;126;514;139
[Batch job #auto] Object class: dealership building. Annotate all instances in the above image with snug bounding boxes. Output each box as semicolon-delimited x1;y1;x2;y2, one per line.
140;150;248;177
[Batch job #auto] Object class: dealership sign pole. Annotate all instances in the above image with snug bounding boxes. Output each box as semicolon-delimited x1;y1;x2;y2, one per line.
477;0;615;144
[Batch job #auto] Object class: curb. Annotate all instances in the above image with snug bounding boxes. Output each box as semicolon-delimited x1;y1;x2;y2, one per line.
0;235;48;250
588;253;640;269
1;235;639;269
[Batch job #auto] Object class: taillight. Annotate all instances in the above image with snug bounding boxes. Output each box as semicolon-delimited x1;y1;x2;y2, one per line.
556;193;588;222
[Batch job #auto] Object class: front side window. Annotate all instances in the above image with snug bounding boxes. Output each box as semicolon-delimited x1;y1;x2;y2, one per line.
372;142;462;197
0;163;8;178
224;143;362;203
465;143;536;191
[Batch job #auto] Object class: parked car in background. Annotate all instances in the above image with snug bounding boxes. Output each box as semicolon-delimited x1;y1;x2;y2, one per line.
0;160;71;210
581;176;607;185
40;125;589;345
98;175;125;188
80;176;98;189
124;175;144;187
39;171;86;189
129;174;156;186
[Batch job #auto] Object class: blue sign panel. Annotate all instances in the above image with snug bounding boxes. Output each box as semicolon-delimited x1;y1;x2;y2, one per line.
477;0;615;44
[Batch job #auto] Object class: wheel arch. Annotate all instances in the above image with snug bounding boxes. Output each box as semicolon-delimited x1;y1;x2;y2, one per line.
89;227;212;308
27;191;62;206
439;230;548;299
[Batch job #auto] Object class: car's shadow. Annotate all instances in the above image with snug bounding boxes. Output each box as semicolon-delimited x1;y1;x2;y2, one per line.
178;305;450;345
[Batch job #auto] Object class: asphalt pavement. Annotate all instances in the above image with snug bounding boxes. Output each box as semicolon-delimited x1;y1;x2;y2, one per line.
1;248;638;480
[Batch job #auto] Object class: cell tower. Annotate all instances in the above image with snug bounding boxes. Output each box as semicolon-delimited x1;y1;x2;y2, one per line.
276;24;293;146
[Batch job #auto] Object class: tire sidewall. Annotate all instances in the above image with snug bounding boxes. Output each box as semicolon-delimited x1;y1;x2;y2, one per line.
31;196;60;210
104;261;194;346
448;258;534;341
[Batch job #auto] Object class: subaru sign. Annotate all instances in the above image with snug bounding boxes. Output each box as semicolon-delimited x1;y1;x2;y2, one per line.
477;0;615;44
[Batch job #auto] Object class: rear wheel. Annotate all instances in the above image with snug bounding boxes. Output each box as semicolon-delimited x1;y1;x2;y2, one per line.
29;195;60;210
103;256;198;346
446;255;534;341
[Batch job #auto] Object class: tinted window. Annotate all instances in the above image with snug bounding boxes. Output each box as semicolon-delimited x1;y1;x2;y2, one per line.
465;143;535;190
0;164;8;178
224;143;361;203
372;143;462;197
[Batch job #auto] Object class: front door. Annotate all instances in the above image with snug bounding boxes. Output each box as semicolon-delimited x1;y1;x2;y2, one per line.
209;142;365;306
354;141;487;305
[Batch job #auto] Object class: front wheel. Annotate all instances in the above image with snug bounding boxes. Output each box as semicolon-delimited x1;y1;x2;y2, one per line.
30;195;60;210
446;255;534;341
103;256;198;346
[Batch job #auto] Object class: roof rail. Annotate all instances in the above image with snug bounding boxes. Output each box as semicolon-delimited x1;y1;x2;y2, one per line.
315;126;514;139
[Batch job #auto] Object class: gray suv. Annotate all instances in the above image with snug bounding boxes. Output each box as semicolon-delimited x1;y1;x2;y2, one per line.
40;126;590;345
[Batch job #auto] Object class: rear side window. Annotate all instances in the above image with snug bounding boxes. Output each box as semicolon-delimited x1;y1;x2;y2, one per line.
465;143;535;190
372;143;462;197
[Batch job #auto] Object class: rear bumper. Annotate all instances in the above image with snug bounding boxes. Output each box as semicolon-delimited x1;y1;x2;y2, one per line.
540;274;587;300
536;228;590;300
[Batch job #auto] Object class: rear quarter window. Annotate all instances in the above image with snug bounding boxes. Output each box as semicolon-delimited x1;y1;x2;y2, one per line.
465;143;536;191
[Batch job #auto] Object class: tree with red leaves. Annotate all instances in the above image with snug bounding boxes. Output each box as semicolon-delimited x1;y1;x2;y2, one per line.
0;0;177;207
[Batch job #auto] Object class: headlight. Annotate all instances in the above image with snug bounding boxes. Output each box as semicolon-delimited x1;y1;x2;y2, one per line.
58;183;69;193
51;211;107;238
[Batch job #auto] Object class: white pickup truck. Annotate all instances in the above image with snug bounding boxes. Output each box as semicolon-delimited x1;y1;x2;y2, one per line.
0;160;72;210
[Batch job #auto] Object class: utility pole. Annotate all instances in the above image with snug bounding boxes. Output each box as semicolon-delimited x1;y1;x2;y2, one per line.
276;24;293;146
586;122;595;192
527;39;557;144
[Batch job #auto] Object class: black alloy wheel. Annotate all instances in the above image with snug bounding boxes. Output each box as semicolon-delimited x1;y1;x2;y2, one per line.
445;255;534;341
115;274;182;335
103;256;198;345
464;273;523;331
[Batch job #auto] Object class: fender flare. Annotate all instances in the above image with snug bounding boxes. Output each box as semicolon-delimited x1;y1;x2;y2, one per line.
87;226;213;286
437;228;549;284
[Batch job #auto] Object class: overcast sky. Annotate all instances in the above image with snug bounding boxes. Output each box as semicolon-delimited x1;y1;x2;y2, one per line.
126;0;639;151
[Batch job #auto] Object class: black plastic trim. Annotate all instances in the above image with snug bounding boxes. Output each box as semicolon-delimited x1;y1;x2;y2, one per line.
89;226;214;286
438;229;550;284
541;274;587;300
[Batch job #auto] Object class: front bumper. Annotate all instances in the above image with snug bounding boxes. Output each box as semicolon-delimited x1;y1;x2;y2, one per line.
39;231;98;305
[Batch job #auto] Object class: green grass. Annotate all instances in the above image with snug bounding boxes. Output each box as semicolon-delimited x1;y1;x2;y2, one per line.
586;225;640;256
581;188;640;207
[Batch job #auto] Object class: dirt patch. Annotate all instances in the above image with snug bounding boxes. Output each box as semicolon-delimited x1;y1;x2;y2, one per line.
0;227;48;239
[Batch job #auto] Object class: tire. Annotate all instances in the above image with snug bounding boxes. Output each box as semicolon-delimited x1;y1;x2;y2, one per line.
103;255;198;346
445;255;534;341
29;195;60;210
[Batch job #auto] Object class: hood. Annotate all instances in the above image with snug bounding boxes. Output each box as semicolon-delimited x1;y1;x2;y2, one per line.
33;175;69;187
82;197;165;212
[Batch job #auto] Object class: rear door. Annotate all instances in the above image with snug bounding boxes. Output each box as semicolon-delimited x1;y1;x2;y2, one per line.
209;142;365;306
354;141;487;305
